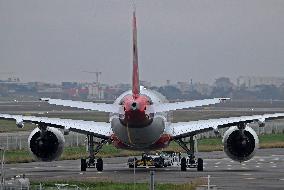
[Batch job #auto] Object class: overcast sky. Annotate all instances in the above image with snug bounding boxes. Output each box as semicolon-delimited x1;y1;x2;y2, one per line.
0;0;284;85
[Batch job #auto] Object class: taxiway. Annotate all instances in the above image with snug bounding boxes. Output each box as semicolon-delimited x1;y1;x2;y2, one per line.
4;148;284;190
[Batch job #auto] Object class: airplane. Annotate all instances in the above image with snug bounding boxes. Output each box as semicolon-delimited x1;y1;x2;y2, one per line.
1;10;284;172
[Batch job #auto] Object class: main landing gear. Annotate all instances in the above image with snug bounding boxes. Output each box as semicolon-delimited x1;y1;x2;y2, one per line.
176;136;203;171
81;134;108;172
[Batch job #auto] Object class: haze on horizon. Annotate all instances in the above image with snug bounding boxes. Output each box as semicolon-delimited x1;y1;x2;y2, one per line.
0;0;284;85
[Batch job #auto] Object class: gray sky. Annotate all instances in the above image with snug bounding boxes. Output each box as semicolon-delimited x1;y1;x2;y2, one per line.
0;0;284;85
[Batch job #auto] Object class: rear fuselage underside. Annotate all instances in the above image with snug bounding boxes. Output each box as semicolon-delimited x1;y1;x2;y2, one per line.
110;88;172;151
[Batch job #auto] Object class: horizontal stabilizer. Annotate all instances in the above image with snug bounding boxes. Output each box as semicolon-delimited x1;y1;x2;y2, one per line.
40;98;118;113
151;98;229;113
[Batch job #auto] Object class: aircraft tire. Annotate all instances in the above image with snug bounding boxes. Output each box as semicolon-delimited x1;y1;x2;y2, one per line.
81;159;87;171
96;158;103;171
181;157;187;171
197;158;203;171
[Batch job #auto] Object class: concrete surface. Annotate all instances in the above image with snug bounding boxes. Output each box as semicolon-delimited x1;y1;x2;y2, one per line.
3;148;284;190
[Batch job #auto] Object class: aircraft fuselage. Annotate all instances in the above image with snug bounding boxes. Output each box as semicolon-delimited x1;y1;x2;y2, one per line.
110;88;172;151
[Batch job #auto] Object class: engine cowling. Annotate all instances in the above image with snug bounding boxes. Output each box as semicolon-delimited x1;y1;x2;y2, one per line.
28;127;65;162
223;126;259;162
16;119;24;128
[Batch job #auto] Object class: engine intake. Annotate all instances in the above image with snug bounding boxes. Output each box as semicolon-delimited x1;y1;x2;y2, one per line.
223;126;259;162
28;127;65;162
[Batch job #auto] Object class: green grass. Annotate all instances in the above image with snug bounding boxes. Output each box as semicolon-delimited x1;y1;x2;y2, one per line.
0;120;35;132
4;149;31;163
31;181;200;190
4;144;143;164
4;133;284;164
172;110;275;122
259;133;284;142
258;133;284;148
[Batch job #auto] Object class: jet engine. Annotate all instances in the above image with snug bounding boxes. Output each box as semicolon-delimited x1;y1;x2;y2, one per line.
28;127;65;161
223;126;259;162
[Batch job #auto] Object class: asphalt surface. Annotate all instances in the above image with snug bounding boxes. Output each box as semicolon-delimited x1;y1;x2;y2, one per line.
3;148;284;190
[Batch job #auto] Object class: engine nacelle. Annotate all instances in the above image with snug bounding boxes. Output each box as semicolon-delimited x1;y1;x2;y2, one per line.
16;119;24;128
223;126;259;162
257;119;265;128
28;127;65;162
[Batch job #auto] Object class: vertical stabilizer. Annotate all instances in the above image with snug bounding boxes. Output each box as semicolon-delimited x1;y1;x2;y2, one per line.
132;10;140;98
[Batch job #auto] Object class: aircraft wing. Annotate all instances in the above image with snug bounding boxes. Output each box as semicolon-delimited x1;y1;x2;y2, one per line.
152;98;229;113
41;98;118;113
166;113;284;139
0;114;112;139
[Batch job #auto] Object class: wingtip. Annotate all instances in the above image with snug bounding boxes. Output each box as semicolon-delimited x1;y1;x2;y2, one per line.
219;98;230;102
40;98;50;102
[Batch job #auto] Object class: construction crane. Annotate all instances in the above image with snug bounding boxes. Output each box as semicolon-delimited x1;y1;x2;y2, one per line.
82;71;101;85
82;71;102;99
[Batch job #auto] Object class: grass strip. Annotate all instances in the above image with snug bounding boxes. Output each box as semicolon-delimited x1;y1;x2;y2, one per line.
30;181;200;190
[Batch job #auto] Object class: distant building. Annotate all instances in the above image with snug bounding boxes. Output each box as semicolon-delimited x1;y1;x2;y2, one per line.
214;77;235;89
176;82;190;94
237;76;284;88
62;82;78;89
140;80;151;88
193;83;213;96
114;83;131;92
88;83;103;100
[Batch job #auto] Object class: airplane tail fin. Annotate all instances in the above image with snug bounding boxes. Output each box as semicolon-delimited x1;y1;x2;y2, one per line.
132;10;140;98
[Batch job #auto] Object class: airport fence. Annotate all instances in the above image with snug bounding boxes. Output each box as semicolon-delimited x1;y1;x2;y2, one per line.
0;132;87;151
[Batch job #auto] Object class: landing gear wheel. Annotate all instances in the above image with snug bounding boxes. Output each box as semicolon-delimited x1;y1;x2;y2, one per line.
181;157;187;171
197;158;203;171
154;157;164;168
81;158;87;171
83;135;108;172
134;157;138;168
128;157;137;168
96;158;103;171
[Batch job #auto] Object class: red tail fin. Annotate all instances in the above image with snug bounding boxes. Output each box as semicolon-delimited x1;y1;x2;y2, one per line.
132;10;140;98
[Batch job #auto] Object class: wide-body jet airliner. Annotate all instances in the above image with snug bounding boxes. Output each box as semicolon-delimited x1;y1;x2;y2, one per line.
1;11;283;172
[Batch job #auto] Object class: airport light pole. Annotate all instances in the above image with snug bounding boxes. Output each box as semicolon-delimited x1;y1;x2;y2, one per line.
0;147;5;190
149;171;155;190
133;159;136;190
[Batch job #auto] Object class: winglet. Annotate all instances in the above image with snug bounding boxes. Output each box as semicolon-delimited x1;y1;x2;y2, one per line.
40;98;50;102
132;10;140;98
219;98;230;103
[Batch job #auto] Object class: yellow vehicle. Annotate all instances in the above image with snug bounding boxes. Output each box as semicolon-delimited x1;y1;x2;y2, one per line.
128;153;165;168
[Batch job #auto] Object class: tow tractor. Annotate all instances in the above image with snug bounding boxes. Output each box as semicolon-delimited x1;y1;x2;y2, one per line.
128;152;174;168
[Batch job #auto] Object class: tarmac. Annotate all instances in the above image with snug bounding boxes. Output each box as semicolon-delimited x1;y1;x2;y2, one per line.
3;148;284;190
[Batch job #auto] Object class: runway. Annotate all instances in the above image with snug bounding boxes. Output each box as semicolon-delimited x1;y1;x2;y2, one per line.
4;148;284;190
